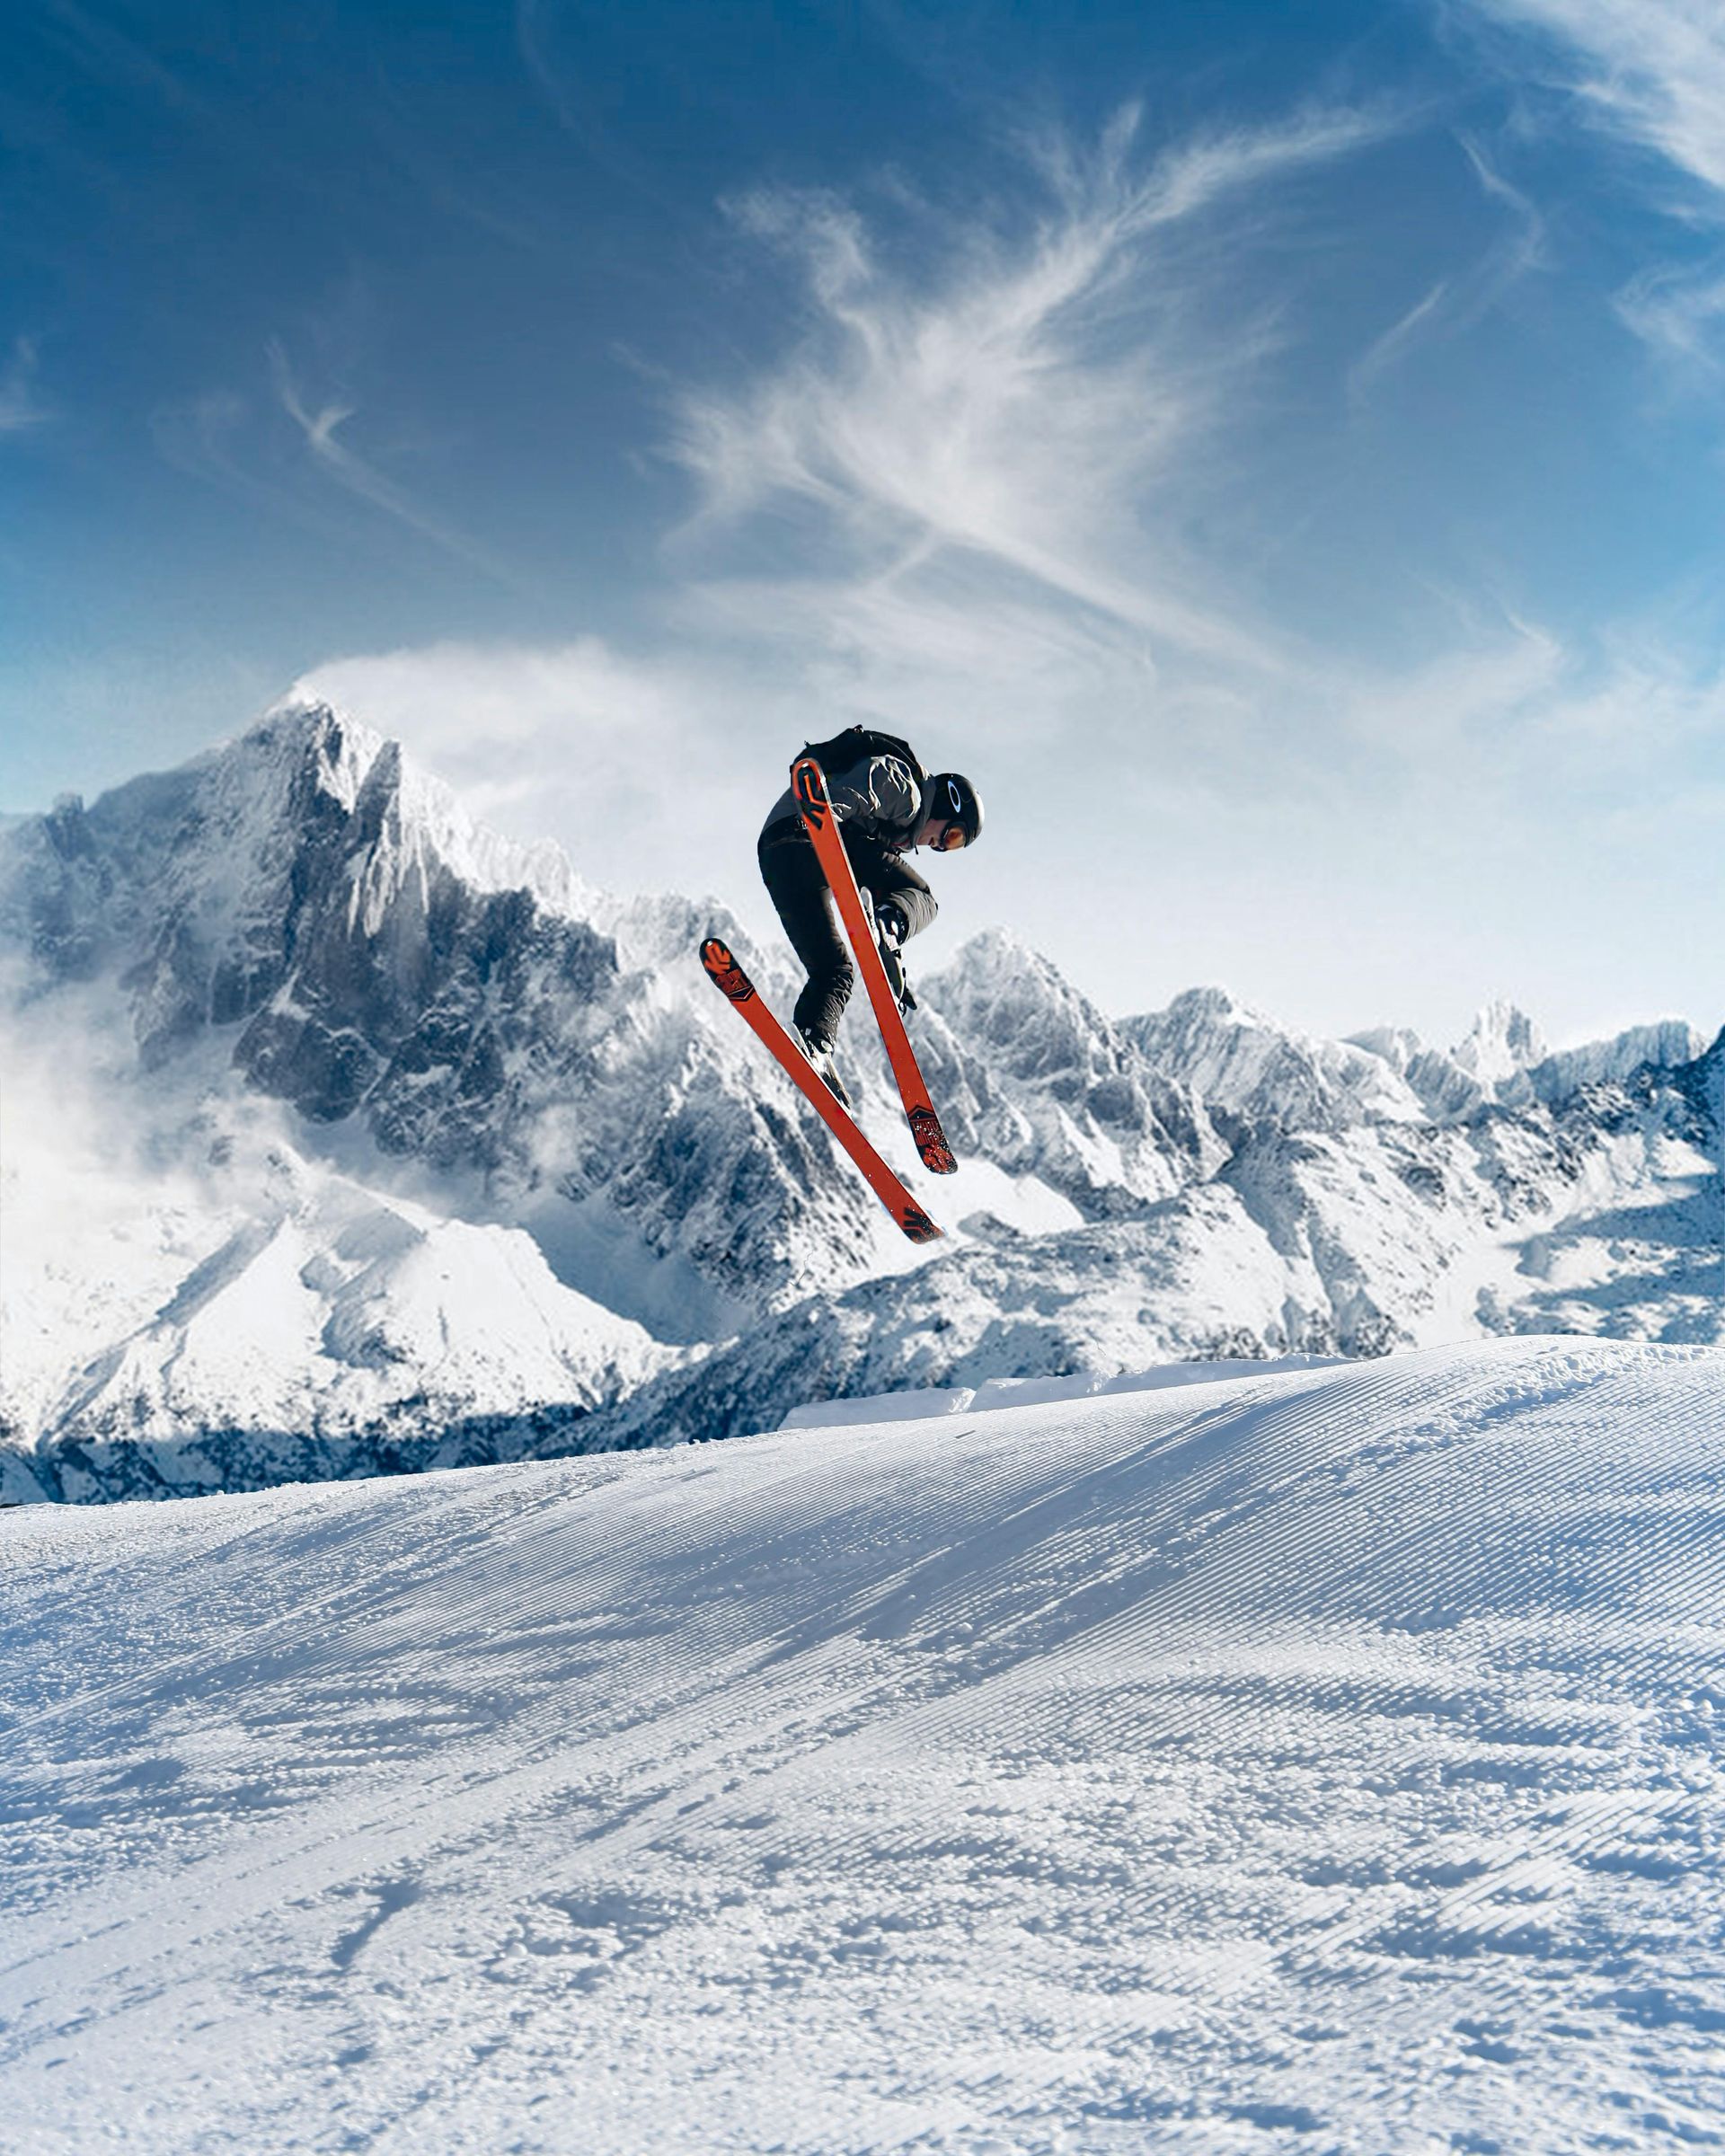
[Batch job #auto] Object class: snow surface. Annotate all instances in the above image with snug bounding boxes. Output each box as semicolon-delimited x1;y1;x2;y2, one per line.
779;1354;1350;1428
4;1336;1723;2152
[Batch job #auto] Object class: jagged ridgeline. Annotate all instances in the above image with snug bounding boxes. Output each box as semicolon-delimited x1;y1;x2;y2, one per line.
2;701;1720;1501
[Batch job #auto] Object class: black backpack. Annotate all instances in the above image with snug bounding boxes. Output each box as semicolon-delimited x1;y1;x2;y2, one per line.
800;725;927;789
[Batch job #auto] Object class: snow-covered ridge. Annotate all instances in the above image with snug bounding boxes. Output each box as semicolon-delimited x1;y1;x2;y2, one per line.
1126;983;1428;1127
0;701;1719;1503
4;1338;1721;2149
181;701;597;920
1129;983;1708;1131
1345;1005;1708;1124
0;1038;681;1506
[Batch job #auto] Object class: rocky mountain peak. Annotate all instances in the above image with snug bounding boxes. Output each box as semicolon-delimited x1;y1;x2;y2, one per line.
1124;984;1424;1133
244;694;388;810
1455;998;1547;1083
916;931;1224;1211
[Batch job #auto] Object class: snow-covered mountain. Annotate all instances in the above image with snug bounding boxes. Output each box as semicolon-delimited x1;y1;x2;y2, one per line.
0;1069;677;1507
1;700;1718;1500
1125;984;1430;1128
5;1338;1722;2150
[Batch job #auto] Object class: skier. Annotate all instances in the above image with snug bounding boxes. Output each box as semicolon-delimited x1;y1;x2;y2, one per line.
757;728;982;1105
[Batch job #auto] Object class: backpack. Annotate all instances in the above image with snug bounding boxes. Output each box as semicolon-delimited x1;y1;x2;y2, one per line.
800;725;927;790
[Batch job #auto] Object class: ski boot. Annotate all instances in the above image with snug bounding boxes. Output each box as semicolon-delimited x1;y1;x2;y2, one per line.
796;1027;852;1109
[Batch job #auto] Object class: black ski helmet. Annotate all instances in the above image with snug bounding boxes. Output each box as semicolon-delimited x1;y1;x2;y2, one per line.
927;771;983;848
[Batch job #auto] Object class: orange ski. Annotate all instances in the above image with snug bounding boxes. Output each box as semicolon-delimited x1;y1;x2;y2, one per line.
790;755;958;1174
700;938;942;1245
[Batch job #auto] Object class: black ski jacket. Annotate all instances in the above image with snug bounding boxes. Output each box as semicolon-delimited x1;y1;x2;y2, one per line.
758;749;924;856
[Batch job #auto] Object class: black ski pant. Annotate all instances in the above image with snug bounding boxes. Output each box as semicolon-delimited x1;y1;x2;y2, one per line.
758;831;934;1050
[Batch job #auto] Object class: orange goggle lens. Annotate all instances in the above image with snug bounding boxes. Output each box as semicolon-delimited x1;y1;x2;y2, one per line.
934;823;966;853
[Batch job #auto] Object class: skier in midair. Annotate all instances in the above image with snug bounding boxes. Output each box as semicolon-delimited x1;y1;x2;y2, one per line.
757;729;982;1105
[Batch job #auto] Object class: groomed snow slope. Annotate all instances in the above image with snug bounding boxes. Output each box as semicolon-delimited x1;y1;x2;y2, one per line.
3;1337;1723;2152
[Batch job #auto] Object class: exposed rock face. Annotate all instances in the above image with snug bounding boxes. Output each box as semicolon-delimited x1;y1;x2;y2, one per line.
1127;985;1427;1132
916;932;1226;1218
2;704;889;1326
1;698;1718;1499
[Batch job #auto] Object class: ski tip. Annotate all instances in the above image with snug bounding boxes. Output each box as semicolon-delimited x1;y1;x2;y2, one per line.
699;937;754;1003
899;1206;942;1243
908;1104;958;1174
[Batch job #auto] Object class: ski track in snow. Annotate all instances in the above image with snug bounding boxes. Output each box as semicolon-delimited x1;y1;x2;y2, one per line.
2;1337;1723;2152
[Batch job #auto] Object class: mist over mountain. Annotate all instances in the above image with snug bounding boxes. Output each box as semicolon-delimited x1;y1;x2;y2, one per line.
2;701;1718;1502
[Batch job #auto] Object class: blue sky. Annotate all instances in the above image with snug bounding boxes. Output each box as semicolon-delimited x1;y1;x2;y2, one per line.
3;0;1722;1045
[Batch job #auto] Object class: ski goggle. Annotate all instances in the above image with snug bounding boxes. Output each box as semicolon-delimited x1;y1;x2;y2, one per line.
933;822;967;853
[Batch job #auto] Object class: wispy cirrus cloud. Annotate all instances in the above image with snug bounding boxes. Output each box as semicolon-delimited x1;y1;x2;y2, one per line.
37;0;202;116
267;338;522;587
153;389;284;504
1349;135;1545;402
151;385;374;552
1468;0;1725;199
513;0;682;217
1614;263;1725;367
1463;3;1725;376
0;337;48;431
668;102;1391;680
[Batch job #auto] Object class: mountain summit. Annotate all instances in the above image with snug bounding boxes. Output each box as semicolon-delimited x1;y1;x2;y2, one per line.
2;702;1718;1500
